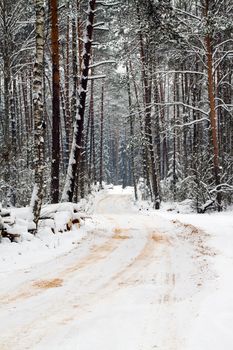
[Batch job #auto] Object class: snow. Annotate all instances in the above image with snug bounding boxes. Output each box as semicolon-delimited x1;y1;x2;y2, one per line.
158;204;233;350
0;187;233;350
0;201;94;273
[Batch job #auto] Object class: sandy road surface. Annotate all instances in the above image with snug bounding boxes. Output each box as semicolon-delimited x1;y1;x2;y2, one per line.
0;193;214;350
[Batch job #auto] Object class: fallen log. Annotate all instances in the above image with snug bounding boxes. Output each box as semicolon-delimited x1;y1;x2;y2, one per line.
1;229;20;242
0;210;10;217
2;218;15;226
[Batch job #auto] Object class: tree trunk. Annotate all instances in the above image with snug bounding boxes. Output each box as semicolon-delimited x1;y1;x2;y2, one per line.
204;0;222;210
31;0;46;230
126;62;138;200
62;0;96;202
64;4;71;169
137;8;160;208
99;81;104;189
50;0;60;203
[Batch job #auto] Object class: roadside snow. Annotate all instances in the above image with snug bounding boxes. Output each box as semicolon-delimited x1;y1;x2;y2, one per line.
158;206;233;350
0;218;94;274
0;192;105;273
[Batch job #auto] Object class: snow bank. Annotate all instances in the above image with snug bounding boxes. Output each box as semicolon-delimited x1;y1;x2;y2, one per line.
0;184;116;273
0;198;96;273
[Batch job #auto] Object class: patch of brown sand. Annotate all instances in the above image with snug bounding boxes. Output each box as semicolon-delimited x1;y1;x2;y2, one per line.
33;278;63;289
113;228;130;240
151;232;171;244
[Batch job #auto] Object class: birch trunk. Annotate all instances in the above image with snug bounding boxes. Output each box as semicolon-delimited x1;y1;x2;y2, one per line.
50;0;60;203
99;81;104;189
126;62;138;200
64;4;71;169
31;0;46;229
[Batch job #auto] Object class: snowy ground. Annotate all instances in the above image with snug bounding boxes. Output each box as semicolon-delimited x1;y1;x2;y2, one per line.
0;187;233;350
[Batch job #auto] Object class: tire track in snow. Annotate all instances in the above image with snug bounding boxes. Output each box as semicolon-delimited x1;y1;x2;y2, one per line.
137;218;217;350
0;199;217;350
0;217;151;349
0;223;122;305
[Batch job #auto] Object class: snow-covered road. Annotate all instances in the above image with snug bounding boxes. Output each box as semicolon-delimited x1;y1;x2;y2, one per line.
0;192;218;349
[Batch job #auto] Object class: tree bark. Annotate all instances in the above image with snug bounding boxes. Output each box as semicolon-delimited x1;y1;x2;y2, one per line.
137;7;160;208
50;0;60;203
62;0;96;202
31;0;46;230
204;0;222;210
64;3;71;169
126;62;138;200
99;81;104;189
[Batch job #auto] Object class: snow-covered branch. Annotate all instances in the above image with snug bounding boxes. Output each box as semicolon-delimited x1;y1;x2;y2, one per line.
88;74;106;80
213;51;233;73
151;70;207;78
89;60;116;68
93;21;105;27
96;1;120;6
152;102;209;116
173;7;202;21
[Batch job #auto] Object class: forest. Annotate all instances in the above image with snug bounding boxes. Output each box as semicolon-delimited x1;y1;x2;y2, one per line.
0;0;233;226
1;1;233;349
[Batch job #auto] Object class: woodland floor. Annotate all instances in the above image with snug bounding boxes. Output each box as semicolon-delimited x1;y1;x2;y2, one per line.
0;189;233;349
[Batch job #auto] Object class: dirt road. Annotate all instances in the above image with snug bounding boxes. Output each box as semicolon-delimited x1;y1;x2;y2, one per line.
0;193;214;350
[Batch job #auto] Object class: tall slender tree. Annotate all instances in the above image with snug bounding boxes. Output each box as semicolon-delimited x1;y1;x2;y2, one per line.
50;0;60;203
31;0;46;229
204;0;222;210
99;80;104;189
62;0;96;202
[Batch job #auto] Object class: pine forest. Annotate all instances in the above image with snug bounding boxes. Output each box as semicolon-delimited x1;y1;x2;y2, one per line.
0;1;233;348
0;0;232;217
